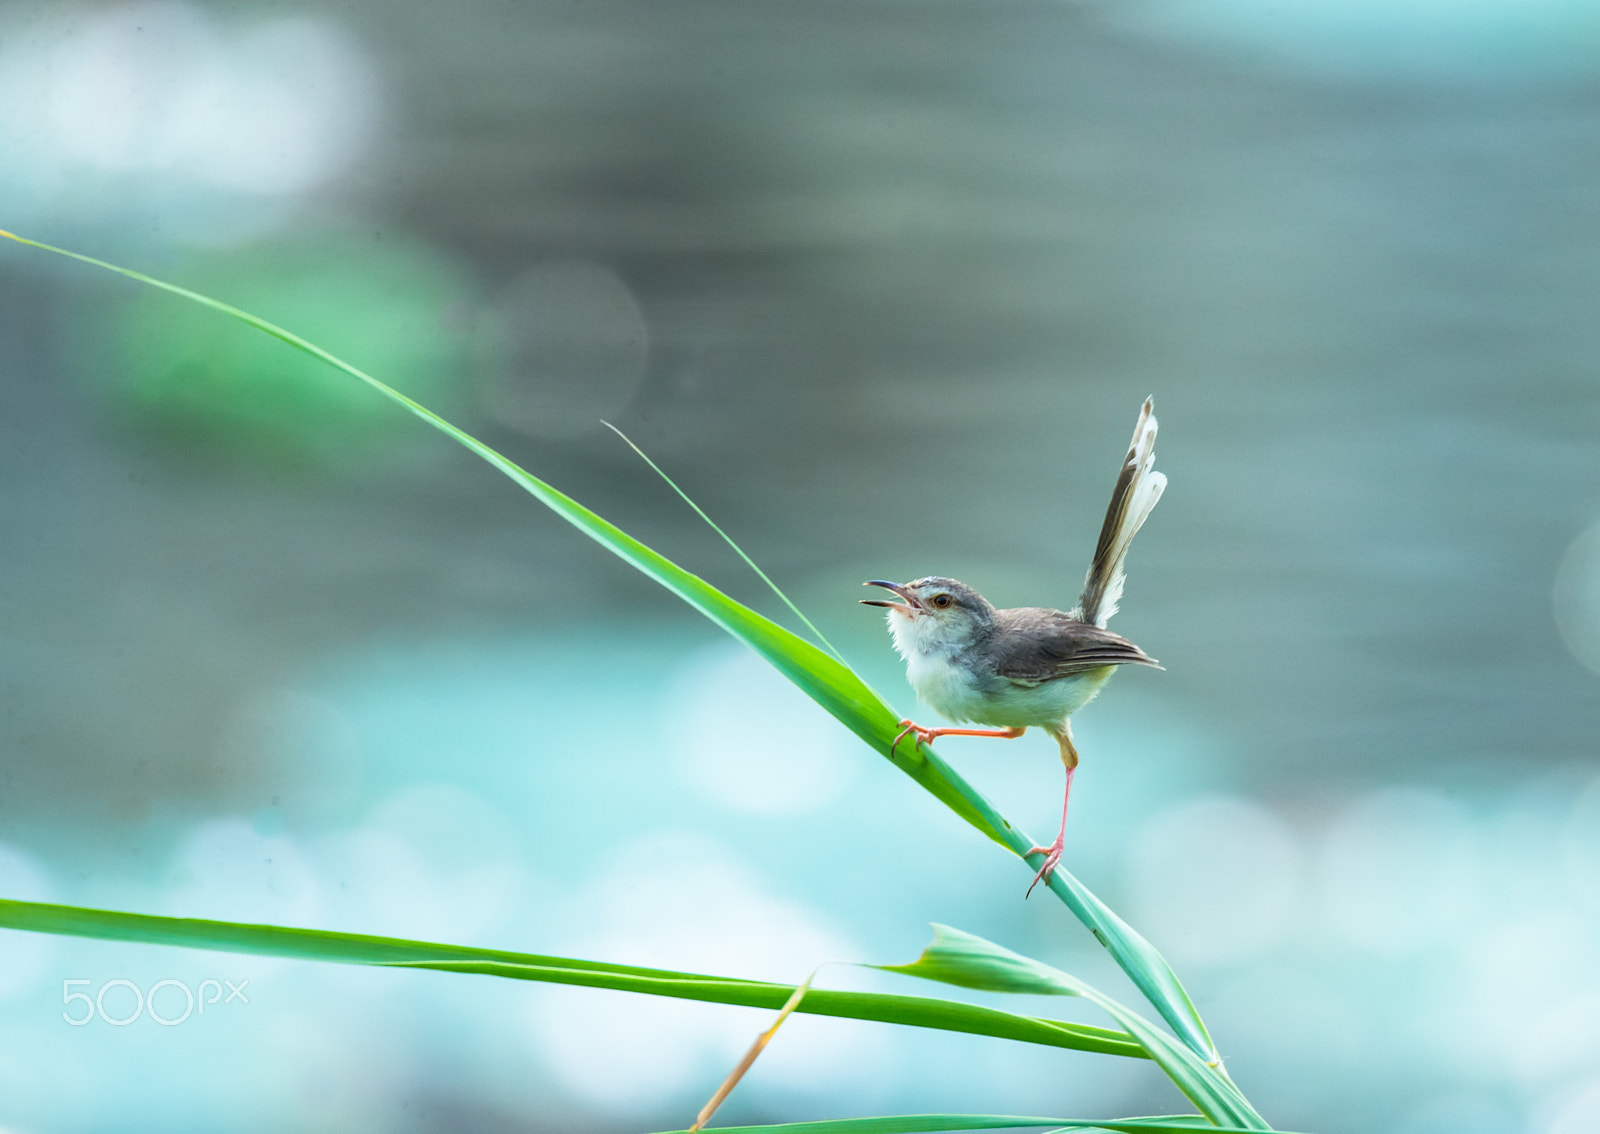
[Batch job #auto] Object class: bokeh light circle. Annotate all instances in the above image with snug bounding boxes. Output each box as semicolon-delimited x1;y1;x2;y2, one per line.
1123;794;1304;968
667;641;860;815
1317;788;1480;955
480;260;649;439
1554;520;1600;679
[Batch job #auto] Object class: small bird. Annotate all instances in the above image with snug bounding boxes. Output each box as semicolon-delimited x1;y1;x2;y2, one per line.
861;397;1167;895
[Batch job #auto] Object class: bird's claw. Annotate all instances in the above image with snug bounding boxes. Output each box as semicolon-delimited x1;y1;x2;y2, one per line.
891;719;937;751
1024;842;1063;898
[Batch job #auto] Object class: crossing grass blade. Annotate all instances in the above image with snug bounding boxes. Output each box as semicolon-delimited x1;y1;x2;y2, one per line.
875;925;1268;1129
602;420;848;665
0;230;1224;1073
0;898;1142;1059
648;1118;1300;1134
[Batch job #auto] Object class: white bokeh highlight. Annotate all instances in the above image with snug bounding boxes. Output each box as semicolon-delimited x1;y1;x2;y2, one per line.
1123;794;1304;967
315;783;529;941
668;640;861;815
1318;788;1480;955
0;2;381;238
530;830;878;1114
161;818;321;928
1542;1075;1600;1134
1442;914;1600;1087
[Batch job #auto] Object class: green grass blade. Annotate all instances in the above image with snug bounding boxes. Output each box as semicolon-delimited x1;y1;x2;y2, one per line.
875;926;1269;1130
0;898;1143;1059
602;420;847;663
648;1118;1300;1134
0;230;1222;1072
0;231;997;844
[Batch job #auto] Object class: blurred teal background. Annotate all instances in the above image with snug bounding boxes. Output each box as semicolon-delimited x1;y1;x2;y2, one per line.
2;1;1600;1131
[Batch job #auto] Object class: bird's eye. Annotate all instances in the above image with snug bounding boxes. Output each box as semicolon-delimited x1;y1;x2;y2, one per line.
931;593;953;609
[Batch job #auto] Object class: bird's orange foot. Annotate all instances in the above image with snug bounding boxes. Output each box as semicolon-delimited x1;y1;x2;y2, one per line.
892;719;938;750
1024;838;1064;898
890;721;1027;752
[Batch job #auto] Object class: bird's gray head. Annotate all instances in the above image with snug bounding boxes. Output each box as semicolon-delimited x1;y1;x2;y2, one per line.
861;576;995;659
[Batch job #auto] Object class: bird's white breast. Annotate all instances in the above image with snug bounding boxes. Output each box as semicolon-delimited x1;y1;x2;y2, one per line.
890;609;1114;728
909;657;1109;728
904;650;991;723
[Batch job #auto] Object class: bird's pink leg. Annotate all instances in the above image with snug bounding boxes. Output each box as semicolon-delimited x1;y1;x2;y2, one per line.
1025;724;1081;898
892;721;1025;751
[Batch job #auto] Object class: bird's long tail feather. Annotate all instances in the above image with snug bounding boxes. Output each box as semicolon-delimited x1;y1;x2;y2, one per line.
1071;397;1166;628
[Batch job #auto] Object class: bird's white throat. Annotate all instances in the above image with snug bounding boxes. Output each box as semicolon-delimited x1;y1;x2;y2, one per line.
885;607;971;662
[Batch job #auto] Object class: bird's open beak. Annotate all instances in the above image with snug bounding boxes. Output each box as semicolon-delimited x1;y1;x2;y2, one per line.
860;580;922;616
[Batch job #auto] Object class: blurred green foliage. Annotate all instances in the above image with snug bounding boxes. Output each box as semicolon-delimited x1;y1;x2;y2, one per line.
110;234;477;467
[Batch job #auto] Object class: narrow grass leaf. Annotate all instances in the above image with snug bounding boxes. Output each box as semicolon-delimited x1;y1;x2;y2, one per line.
0;231;1223;1073
0;898;1141;1059
602;420;846;663
875;926;1269;1130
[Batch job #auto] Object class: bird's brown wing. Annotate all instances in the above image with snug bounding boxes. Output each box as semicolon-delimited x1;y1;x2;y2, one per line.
988;608;1161;686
